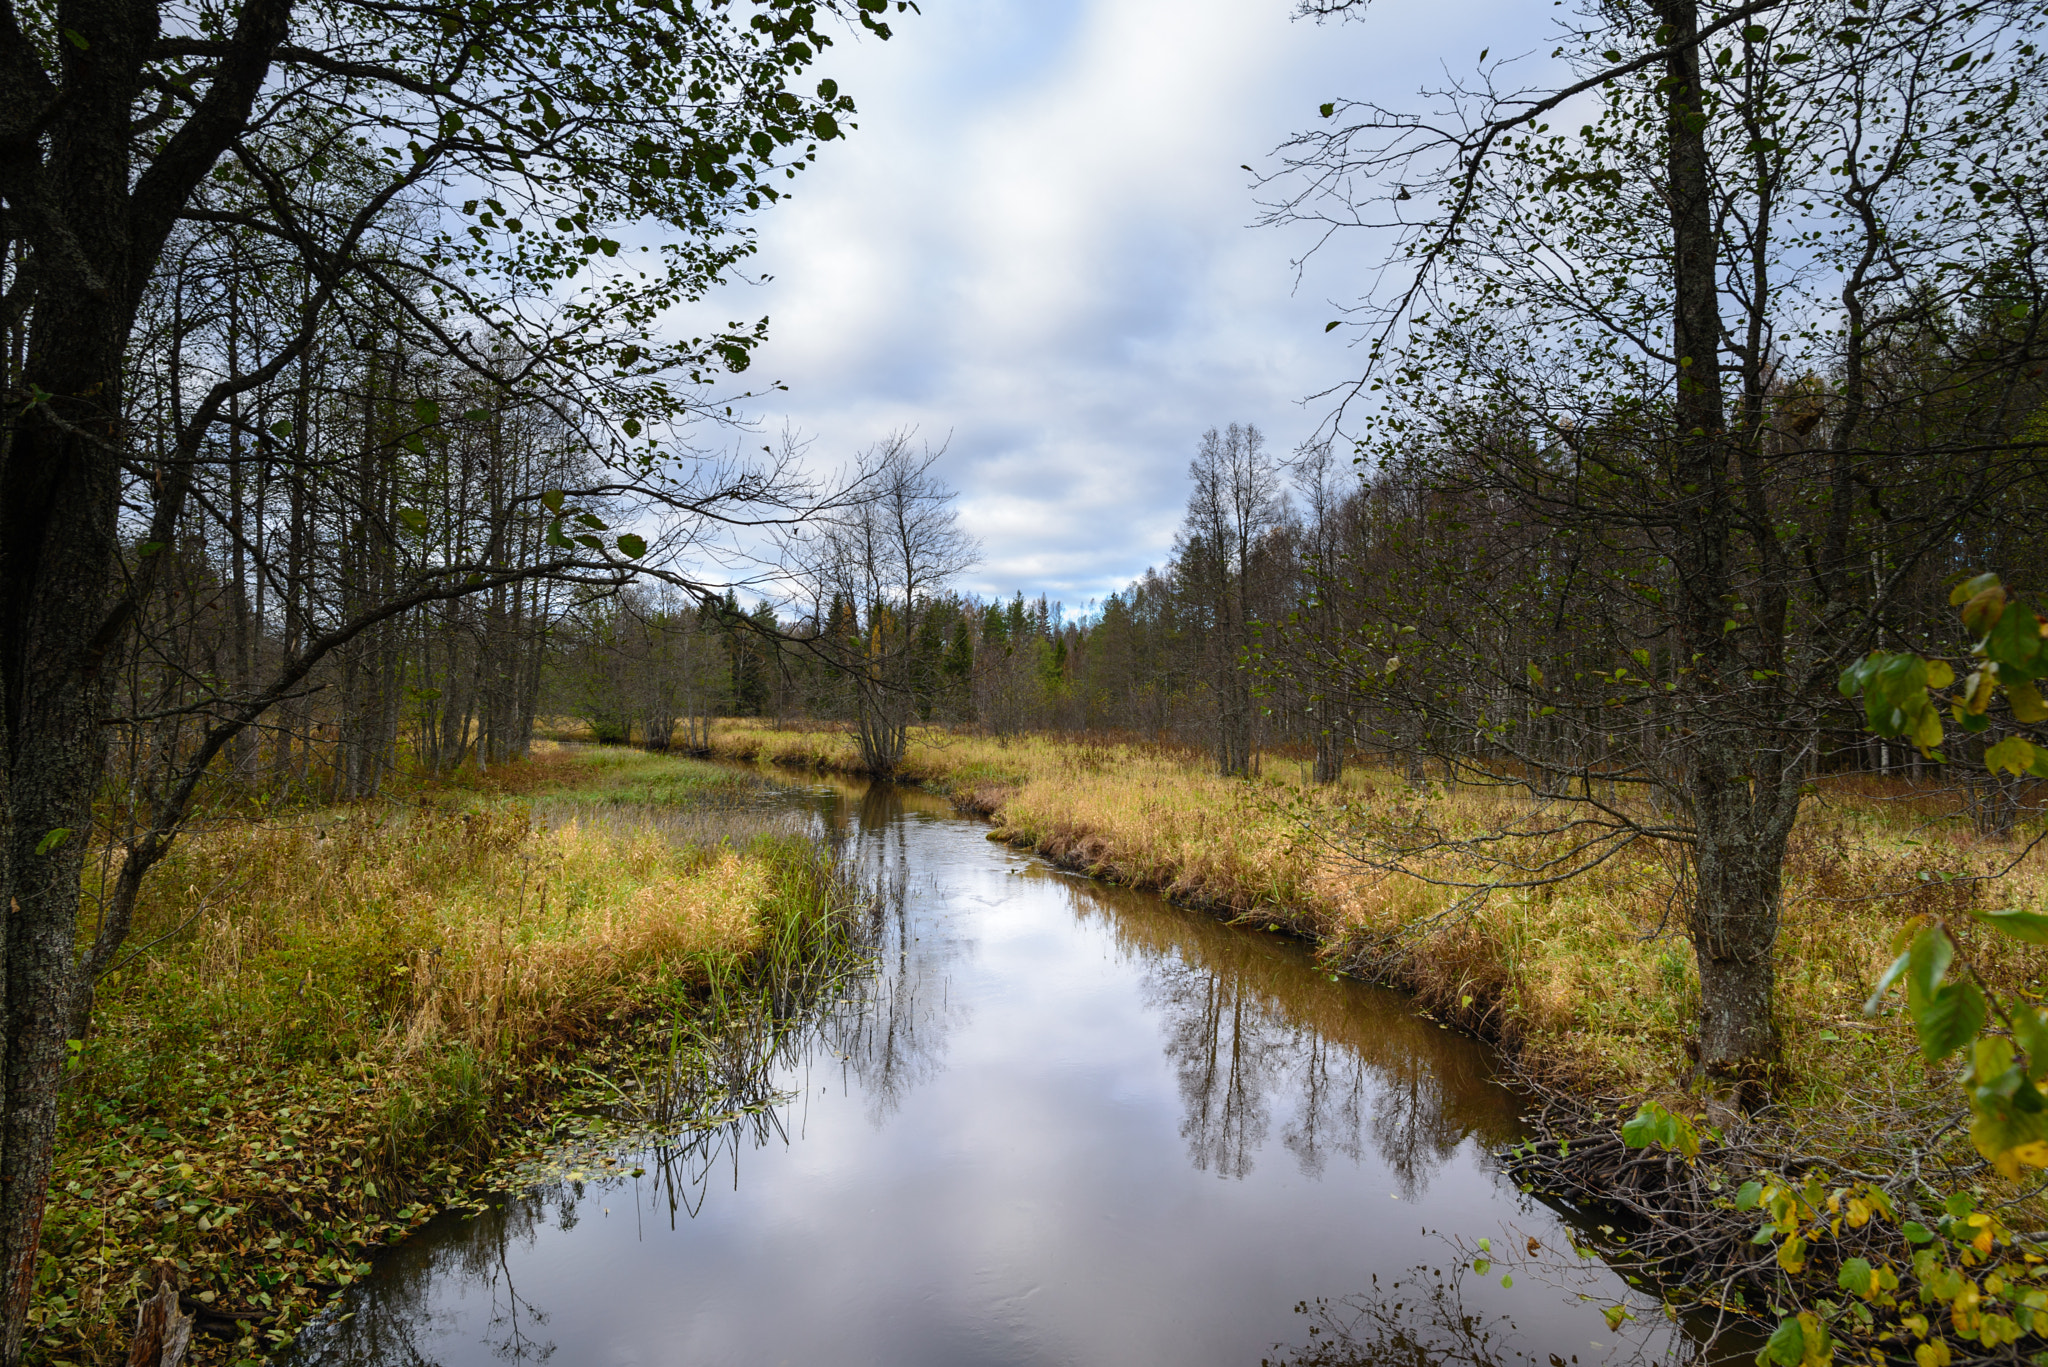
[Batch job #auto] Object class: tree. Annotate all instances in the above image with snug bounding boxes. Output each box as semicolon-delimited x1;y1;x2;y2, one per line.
0;0;905;1352
784;435;979;776
1178;423;1287;777
1265;0;2048;1089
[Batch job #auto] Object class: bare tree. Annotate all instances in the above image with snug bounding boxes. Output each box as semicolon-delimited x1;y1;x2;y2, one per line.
1179;424;1288;777
786;435;980;777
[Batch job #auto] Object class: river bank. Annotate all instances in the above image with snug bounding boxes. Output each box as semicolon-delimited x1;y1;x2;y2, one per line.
691;723;2045;1117
270;760;1690;1367
683;724;2048;1360
35;748;859;1366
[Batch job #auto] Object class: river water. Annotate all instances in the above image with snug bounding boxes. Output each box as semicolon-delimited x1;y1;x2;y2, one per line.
282;776;1700;1367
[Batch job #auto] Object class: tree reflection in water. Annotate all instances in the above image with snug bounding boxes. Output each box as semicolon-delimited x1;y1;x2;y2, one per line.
1261;1261;1700;1367
1057;875;1523;1193
817;781;966;1125
286;1189;565;1367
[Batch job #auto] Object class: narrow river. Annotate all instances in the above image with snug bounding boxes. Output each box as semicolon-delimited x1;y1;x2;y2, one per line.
283;775;1699;1367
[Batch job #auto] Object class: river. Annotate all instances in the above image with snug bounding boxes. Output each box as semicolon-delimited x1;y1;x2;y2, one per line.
280;773;1702;1367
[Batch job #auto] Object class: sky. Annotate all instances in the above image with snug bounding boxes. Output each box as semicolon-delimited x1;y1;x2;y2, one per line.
698;0;1544;609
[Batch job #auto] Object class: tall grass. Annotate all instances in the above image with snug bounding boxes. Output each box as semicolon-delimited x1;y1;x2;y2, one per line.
701;719;2048;1130
37;754;858;1365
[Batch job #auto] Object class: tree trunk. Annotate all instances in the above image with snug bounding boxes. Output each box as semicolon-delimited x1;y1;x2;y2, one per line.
1659;0;1783;1084
1311;724;1344;785
1;349;126;1366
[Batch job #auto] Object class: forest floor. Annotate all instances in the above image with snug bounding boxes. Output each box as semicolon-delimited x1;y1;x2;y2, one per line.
35;747;859;1367
686;720;2048;1176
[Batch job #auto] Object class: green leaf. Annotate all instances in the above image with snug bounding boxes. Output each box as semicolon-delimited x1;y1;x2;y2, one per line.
618;345;643;369
541;489;566;514
1838;1257;1874;1297
1837;654;1877;698
1324;320;1341;332
2013;1007;2048;1081
35;828;73;856
574;534;604;551
412;398;441;426
1901;1220;1934;1244
1602;1304;1630;1332
1970;906;2048;946
621;417;642;438
1906;926;1953;1006
1760;1315;1805;1367
462;409;491;422
616;533;647;559
1903;694;1945;752
1914;980;1987;1064
1472;1257;1490;1274
1734;1180;1764;1211
395;507;428;533
138;541;166;557
1865;948;1912;1014
1986;598;2044;677
1319;101;1335;118
269;419;294;439
1949;573;1998;610
1960;580;2009;637
813;111;840;139
63;27;88;48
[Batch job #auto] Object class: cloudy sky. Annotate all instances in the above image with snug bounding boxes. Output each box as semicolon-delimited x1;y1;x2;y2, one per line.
703;0;1541;609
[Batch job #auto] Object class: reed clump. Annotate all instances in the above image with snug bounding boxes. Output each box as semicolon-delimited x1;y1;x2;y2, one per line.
38;750;852;1366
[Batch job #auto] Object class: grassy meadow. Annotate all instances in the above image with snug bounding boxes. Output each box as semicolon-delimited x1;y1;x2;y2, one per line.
37;747;850;1367
691;720;2048;1153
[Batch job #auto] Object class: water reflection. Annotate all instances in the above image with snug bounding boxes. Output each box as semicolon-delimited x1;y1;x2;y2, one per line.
1056;876;1521;1195
296;1192;564;1366
826;790;963;1125
281;775;1692;1367
1260;1256;1725;1367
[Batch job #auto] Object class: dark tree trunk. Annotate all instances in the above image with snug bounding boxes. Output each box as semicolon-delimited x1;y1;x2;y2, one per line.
1659;0;1784;1084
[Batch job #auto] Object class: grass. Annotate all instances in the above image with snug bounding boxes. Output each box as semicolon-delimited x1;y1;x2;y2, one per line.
35;745;854;1367
694;720;2048;1151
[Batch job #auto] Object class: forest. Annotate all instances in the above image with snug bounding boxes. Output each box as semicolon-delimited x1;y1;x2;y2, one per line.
4;0;2048;1362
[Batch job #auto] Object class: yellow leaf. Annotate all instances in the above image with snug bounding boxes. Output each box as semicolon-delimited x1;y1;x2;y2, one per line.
1963;669;1996;715
2009;679;2048;724
1991;1140;2048;1180
1926;658;1956;689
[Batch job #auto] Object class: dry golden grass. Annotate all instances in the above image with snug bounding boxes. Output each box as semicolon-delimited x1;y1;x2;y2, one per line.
705;719;2048;1130
41;750;843;1365
100;803;768;1088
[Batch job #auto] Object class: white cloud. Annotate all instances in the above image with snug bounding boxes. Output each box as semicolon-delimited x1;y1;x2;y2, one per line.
693;0;1547;604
